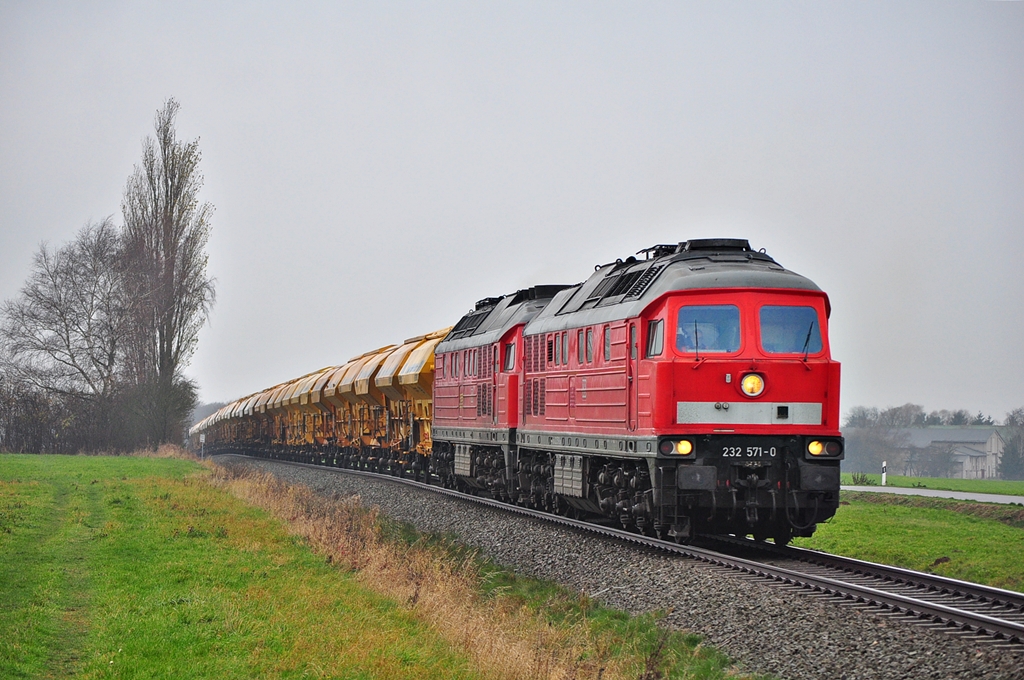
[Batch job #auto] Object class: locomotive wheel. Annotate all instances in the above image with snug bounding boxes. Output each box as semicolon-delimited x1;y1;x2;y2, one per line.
772;524;793;546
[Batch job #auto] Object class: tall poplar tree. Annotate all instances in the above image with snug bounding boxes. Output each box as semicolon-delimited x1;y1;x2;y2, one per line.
121;99;215;445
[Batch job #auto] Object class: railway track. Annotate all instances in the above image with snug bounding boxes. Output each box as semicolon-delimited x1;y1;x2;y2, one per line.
216;452;1024;648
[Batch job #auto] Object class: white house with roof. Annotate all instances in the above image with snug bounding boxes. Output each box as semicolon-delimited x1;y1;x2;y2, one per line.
898;428;1004;479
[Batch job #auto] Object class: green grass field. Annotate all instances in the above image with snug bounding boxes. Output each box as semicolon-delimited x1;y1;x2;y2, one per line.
840;472;1024;497
1;454;761;680
793;493;1024;592
0;454;480;679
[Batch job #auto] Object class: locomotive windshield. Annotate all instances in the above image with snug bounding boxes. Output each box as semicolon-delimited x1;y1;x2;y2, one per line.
759;305;822;354
676;305;740;353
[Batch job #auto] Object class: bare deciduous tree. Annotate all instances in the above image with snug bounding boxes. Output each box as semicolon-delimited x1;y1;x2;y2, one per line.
0;219;129;450
1;218;127;401
121;98;216;445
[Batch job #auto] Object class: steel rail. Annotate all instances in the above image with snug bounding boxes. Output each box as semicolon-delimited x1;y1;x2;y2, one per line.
708;533;1024;612
215;453;1024;646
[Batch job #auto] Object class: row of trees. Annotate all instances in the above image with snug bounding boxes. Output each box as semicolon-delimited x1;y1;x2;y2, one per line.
845;404;995;429
0;100;215;453
842;403;1024;480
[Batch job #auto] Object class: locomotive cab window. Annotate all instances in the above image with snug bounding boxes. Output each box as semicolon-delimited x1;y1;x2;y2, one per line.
676;305;740;354
760;306;822;355
646;319;664;357
504;342;516;371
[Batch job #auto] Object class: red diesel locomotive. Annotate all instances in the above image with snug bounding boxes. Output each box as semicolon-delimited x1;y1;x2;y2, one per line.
430;238;843;544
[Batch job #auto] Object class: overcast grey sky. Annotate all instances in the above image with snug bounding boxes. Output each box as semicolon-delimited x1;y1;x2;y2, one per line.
1;2;1022;421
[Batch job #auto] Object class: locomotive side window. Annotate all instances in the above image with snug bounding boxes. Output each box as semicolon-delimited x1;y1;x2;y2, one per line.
562;332;568;365
760;306;822;354
586;328;594;363
646;319;664;357
630;325;637;359
676;305;740;353
603;326;611;361
504;342;516;371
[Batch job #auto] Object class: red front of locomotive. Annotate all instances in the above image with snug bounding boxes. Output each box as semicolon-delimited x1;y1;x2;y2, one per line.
637;285;843;541
640;287;840;435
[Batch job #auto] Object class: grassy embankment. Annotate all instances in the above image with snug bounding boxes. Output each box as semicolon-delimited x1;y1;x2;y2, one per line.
840;472;1024;497
793;492;1024;592
0;453;758;680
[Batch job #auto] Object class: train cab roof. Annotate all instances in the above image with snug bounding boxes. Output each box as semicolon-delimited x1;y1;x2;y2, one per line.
436;284;571;352
525;239;825;336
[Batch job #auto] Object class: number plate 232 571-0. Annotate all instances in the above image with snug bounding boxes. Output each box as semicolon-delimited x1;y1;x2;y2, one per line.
713;438;789;459
720;445;776;459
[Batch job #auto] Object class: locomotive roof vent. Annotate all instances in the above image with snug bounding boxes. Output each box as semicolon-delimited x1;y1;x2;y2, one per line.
638;244;678;260
670;238;779;265
508;284;573;305
638;239;753;260
681;238;751;252
475;296;504;311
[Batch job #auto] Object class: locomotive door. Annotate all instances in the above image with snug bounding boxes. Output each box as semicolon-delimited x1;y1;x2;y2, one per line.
627;322;638;431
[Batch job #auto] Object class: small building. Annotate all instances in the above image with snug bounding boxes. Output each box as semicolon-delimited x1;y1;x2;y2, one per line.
899;428;1004;480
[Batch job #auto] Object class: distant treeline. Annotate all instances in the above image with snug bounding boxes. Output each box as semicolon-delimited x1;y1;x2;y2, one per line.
0;100;214;454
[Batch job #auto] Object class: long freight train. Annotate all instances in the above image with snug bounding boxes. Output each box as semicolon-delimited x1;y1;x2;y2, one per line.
192;238;844;544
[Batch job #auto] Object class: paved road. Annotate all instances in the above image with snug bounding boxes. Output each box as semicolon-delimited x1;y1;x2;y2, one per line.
842;485;1024;505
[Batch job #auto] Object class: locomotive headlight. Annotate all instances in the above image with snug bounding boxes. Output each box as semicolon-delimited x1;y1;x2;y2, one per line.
808;440;824;456
740;373;765;397
659;438;695;456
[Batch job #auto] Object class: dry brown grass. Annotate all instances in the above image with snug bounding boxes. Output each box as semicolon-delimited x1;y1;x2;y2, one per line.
130;443;197;459
203;462;632;680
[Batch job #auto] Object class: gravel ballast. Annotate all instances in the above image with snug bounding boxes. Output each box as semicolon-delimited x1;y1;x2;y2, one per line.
213;455;1024;680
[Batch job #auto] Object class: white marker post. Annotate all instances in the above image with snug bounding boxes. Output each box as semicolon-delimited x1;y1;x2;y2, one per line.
881;461;887;486
200;433;206;459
